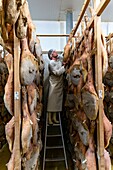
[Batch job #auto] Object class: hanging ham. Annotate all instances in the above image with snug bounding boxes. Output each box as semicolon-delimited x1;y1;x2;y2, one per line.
21;86;32;155
103;110;112;148
4;52;14;115
5;116;14;152
20;37;39;85
85;121;97;170
4;0;20;25
82;55;99;120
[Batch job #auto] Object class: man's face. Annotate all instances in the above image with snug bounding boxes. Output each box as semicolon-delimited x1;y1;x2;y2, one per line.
52;51;58;58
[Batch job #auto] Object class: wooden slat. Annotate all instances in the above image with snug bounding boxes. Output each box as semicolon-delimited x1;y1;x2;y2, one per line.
67;0;110;44
74;0;110;49
94;0;105;169
68;0;90;42
96;0;111;16
96;18;105;170
74;0;111;47
37;34;76;37
71;0;90;32
88;0;110;29
13;26;21;170
106;33;113;41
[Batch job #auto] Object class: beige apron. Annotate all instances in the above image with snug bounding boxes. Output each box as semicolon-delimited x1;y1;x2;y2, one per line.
47;59;65;112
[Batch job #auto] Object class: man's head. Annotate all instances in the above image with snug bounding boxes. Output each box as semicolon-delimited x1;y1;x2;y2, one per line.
48;49;58;60
48;49;53;60
51;50;58;58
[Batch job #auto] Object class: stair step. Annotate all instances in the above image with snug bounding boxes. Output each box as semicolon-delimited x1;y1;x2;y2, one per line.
47;123;60;127
45;161;66;170
46;136;63;147
45;158;65;162
46;146;63;149
47;134;61;137
47;125;61;135
46;147;64;159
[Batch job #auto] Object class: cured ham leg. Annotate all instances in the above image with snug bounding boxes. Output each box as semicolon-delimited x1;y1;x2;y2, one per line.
4;52;14;115
30;112;39;146
29;37;44;86
73;133;87;169
5;116;14;152
23;136;42;170
27;83;40;146
104;149;111;170
75;119;89;146
21;1;35;44
85;121;97;170
6;137;21;170
15;7;27;39
27;83;39;114
63;42;71;63
0;0;8;42
21;86;32;154
6;148;15;170
103;110;112;148
4;0;20;25
82;54;99;120
20;37;39;85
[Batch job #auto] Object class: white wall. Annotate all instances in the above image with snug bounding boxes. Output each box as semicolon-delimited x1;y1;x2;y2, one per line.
101;22;113;36
33;21;66;52
33;20;113;52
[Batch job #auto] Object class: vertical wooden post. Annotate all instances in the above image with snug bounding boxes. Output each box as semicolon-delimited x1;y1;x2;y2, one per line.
94;0;105;169
13;26;21;170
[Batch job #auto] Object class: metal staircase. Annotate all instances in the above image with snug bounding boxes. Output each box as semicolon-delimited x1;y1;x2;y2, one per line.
43;112;68;170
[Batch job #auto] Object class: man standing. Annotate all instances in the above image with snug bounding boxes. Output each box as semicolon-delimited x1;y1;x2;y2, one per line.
47;49;66;124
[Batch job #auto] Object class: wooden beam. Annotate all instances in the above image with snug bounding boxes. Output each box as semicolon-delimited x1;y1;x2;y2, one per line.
88;0;110;29
42;50;63;54
96;0;111;16
71;0;90;35
96;18;105;170
106;33;113;41
94;0;105;169
76;0;110;46
67;0;110;43
13;26;21;169
37;34;76;37
68;0;90;42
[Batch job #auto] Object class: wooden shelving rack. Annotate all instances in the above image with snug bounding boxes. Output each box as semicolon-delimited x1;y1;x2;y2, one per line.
65;0;110;169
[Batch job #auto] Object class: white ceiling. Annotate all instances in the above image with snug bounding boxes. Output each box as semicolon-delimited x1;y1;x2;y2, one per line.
27;0;113;22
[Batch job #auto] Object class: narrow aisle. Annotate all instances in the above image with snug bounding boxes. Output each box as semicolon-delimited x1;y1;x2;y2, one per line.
42;112;68;170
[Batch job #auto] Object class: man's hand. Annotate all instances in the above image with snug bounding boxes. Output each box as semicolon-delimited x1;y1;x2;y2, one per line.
63;61;68;68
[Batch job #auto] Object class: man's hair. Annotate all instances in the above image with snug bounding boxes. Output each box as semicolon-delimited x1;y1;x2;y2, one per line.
48;49;53;60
